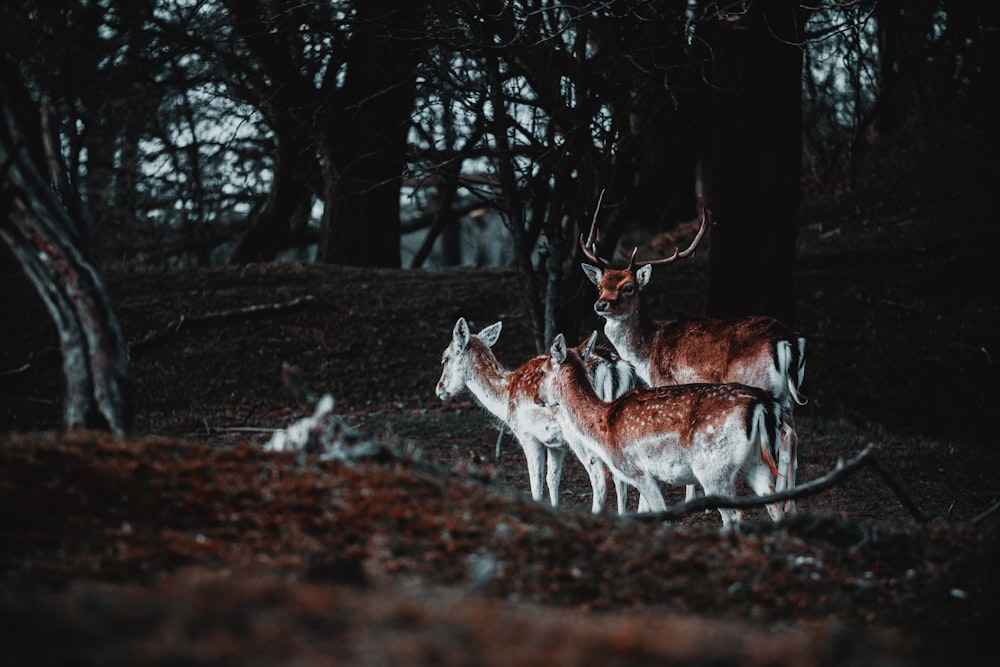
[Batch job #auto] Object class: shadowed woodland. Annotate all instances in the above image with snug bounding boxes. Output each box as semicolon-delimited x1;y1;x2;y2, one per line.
2;2;999;665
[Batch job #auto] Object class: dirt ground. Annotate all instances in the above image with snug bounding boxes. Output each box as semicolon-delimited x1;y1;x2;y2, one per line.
1;125;998;665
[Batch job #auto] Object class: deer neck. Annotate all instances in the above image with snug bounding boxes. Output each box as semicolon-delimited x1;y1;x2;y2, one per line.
552;361;610;444
603;300;656;378
462;343;512;420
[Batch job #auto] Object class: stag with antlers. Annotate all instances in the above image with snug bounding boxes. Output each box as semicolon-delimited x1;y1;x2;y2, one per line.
579;194;807;510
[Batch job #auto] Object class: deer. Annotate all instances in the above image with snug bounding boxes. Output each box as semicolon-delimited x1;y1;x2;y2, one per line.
579;195;807;511
436;317;639;514
536;332;787;528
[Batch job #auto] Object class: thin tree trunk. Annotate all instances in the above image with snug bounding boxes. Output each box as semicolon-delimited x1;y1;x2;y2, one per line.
486;57;545;353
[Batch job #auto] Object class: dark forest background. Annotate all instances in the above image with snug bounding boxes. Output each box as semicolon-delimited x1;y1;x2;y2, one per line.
5;0;998;437
4;1;997;342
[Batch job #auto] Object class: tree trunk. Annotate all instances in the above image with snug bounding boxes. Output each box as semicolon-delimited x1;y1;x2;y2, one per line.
1;63;132;434
229;127;315;263
705;2;804;325
317;2;427;267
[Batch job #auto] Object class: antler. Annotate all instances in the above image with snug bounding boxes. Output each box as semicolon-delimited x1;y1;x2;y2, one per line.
578;189;611;267
627;196;710;272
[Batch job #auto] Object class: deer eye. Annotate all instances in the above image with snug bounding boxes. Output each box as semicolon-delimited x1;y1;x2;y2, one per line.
441;355;449;366
621;283;635;295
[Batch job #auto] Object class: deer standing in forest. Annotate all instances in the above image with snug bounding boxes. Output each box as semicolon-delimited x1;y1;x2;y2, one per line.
580;197;806;510
536;333;786;528
436;317;638;513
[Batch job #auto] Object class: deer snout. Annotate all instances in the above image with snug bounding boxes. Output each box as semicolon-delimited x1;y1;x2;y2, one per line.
594;299;610;314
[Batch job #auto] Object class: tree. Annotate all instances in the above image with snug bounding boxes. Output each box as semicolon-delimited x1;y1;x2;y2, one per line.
220;0;326;263
220;1;429;267
0;60;132;434
425;0;702;351
318;1;429;267
704;1;805;324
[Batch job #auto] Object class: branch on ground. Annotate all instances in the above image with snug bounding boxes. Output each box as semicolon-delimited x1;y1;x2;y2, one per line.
129;295;319;351
630;444;928;523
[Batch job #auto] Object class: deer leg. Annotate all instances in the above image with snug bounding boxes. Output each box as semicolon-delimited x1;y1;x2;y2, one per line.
518;436;546;502
694;464;741;528
636;492;650;513
582;453;608;514
782;420;798;514
562;441;608;513
613;475;628;514
545;446;567;508
634;475;666;513
684;484;698;502
746;461;784;523
570;450;608;514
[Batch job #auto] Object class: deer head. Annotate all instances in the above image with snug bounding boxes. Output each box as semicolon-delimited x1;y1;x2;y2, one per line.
436;317;502;400
579;196;709;321
534;331;602;408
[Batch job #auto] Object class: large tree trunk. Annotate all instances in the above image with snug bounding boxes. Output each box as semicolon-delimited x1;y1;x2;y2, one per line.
317;2;427;267
222;0;323;265
705;2;804;325
229;126;315;263
1;62;132;434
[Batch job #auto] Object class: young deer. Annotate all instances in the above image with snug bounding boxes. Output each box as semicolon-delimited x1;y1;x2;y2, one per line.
436;317;637;513
537;333;786;528
580;198;806;510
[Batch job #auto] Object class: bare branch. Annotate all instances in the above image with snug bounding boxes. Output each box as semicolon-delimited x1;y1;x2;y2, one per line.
129;295;319;351
630;444;927;523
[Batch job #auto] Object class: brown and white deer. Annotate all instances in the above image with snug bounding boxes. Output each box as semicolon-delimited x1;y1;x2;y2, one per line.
537;333;786;527
580;197;806;510
436;317;638;513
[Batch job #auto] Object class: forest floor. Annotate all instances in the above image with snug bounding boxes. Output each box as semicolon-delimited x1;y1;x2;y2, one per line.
1;124;999;665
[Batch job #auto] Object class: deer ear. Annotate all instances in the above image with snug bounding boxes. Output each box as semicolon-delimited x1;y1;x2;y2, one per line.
581;330;599;360
477;321;502;347
635;264;652;288
581;263;603;286
453;317;471;349
550;333;568;364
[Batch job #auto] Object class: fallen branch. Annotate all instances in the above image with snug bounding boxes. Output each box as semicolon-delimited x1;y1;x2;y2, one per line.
973;500;1000;524
1;362;31;376
129;295;318;351
630;444;927;523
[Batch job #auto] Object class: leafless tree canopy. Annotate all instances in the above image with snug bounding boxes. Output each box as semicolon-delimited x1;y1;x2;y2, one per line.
2;1;997;345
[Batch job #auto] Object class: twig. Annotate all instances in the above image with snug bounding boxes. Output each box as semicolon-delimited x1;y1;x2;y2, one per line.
281;361;320;410
630;444;926;523
129;295;318;351
495;424;506;458
213;426;278;433
865;455;928;522
0;138;25;186
973;500;1000;524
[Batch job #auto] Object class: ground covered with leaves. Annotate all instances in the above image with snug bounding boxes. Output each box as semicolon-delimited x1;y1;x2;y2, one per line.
1;126;998;665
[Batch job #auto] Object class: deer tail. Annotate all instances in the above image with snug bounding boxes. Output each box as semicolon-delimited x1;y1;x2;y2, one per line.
751;402;781;479
777;338;809;407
